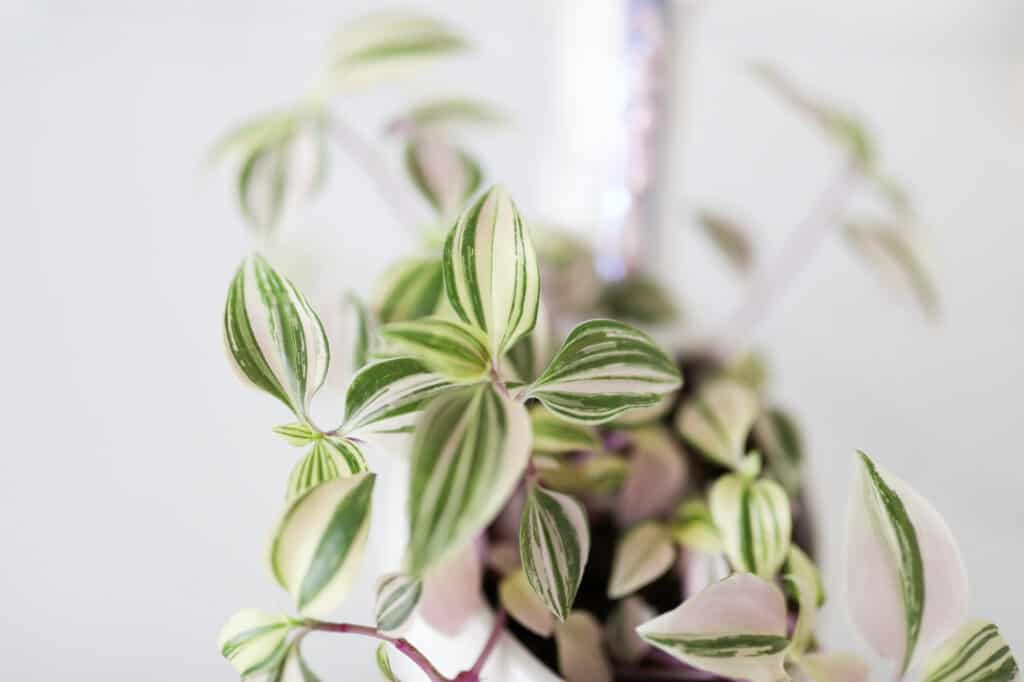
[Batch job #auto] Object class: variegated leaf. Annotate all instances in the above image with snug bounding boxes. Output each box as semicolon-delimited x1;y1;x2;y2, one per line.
616;426;688;525
379;317;490;381
224;254;330;420
504;301;554;384
269;473;375;617
845;220;940;320
499;568;555;637
273;422;320;447
783;571;818;658
529;406;600;454
608;522;676;599
375;643;398;682
405;133;482;217
443;185;540;357
785;545;825;608
337;357;453;440
218;609;293;678
374;573;422;633
520;484;590;621
697;209;754;273
677;378;759;469
527;319;682;424
669;499;723;553
405;384;531;575
286;438;368;501
637;573;790;682
753;408;804;495
388;97;504;134
607;597;656;663
555;611;614;682
921;621;1019;682
325;12;466;91
536;453;630;496
373;258;445;324
847;452;968;674
709;472;792;579
796;652;871;682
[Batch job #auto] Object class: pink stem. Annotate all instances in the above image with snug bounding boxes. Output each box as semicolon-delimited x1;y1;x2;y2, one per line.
307;620;449;682
467;609;507;678
714;161;861;358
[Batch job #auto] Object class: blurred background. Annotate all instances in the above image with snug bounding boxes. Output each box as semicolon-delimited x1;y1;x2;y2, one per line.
3;0;1022;679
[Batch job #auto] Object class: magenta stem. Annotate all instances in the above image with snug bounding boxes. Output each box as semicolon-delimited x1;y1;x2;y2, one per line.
307;620;449;682
468;609;507;677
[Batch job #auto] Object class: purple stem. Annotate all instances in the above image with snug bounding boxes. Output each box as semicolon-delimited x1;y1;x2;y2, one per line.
307;620;449;682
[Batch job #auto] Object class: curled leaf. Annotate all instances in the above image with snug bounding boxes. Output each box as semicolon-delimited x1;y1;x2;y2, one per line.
710;472;792;579
608;522;675;599
376;643;398;681
676;378;759;469
921;621;1019;682
286;437;367;501
269;474;376;617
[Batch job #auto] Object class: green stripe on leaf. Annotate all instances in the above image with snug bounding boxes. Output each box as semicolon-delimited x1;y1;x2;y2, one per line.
379;317;491;381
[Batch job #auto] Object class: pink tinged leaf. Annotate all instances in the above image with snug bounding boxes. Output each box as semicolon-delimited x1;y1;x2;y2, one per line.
555;611;614;682
845;455;968;671
417;542;483;637
615;427;688;526
636;573;789;682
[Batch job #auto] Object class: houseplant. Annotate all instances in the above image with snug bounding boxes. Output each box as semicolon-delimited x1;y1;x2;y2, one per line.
211;10;1017;682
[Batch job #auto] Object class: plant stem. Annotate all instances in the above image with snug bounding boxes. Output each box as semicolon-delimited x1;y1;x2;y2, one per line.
327;113;424;237
714;161;861;358
307;620;449;682
467;608;507;678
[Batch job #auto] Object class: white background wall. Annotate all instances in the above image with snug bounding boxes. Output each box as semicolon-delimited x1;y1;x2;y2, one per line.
2;1;1022;679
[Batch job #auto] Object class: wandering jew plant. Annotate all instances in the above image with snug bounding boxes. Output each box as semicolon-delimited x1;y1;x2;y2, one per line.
212;10;1017;682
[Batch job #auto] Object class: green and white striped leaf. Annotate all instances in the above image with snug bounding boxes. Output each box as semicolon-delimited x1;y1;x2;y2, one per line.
405;134;482;217
442;185;540;357
504;301;554;384
342;292;375;376
616;426;688;525
269;473;375;617
697;209;755;273
379;317;490;381
677;378;759;469
375;643;398;682
555;611;614;682
373;258;446;324
847;452;968;674
374;573;422;633
608;522;676;599
783;571;818;659
405;383;531;575
273;422;320;447
784;545;825;608
530;406;600;454
845;220;940;320
224;254;330;420
753;408;804;495
389;97;504;134
607;597;656;663
637;573;790;682
520;484;590;622
796;652;870;682
218;609;293;678
921;621;1019;682
325;11;466;91
709;472;791;579
527;319;682;424
286;438;367;501
338;357;453;440
499;568;555;637
211;111;328;234
669;499;723;554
